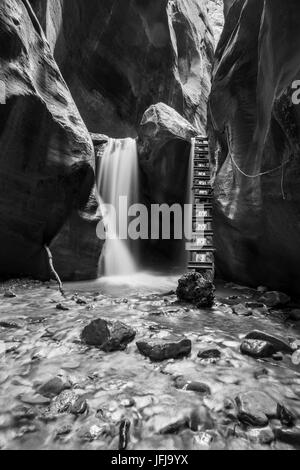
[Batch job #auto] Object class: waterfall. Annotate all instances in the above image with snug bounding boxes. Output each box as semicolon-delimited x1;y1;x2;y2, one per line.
97;138;139;276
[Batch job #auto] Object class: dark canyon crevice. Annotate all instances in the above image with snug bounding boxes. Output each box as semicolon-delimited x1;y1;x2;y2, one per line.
0;0;101;281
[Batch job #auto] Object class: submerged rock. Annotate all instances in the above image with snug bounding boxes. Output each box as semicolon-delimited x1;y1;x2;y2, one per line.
81;319;136;351
176;273;215;308
289;309;300;322
190;405;214;432
291;350;300;366
0;320;22;330
240;339;276;359
3;290;16;298
20;394;51;406
50;390;87;416
119;419;131;451
232;304;252;317
186;382;211;395
37;376;72;398
0;0;98;281
247;427;275;445
174;376;211;395
56;303;70;312
136;336;192;361
158;416;190;435
235;391;277;427
274;427;300;447
198;348;221;360
244;331;293;354
277;403;297;428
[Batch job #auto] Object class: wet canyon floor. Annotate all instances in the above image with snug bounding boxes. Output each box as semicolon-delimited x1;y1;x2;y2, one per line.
0;273;300;450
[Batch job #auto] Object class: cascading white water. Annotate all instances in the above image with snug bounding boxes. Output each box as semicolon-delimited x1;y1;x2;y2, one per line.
97;138;139;276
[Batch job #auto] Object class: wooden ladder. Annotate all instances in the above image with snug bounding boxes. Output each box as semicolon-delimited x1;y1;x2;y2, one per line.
187;136;215;275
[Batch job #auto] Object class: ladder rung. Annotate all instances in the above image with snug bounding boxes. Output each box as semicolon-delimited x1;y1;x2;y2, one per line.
193;184;212;189
193;217;213;223
187;247;215;253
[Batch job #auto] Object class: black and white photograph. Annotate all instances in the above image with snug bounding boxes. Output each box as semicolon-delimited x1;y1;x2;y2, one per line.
0;0;300;454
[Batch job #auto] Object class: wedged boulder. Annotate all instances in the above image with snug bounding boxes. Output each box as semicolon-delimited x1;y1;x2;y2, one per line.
81;319;136;352
0;0;99;280
240;339;276;359
245;330;293;354
235;391;278;427
139;103;198;148
136;336;191;362
177;272;215;308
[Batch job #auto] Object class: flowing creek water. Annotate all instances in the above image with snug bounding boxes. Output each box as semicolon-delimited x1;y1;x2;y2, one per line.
0;274;300;450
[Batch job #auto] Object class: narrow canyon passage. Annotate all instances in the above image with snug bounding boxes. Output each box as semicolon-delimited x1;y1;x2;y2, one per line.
1;0;300;454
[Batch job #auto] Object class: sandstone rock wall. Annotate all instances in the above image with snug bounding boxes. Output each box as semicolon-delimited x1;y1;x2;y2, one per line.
30;0;214;137
209;0;300;294
0;0;101;280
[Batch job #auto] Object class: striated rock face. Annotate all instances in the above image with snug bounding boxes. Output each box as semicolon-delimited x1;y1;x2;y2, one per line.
209;0;300;294
206;0;225;46
30;0;214;137
0;0;100;280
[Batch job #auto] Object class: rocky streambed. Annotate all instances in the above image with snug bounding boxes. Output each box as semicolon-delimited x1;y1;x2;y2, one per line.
0;274;300;450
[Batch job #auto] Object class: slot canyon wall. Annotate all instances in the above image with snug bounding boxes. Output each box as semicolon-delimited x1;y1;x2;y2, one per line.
209;0;300;294
0;0;102;281
30;0;214;137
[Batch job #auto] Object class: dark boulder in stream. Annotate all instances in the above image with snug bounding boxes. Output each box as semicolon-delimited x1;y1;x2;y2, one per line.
81;319;136;351
177;272;215;308
136;336;192;361
244;330;293;354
